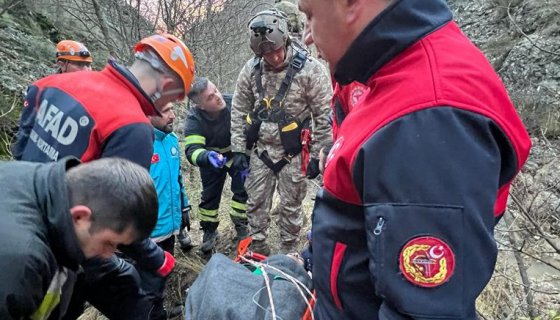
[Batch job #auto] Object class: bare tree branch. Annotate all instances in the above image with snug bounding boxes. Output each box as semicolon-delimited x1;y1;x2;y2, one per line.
506;0;560;56
503;213;538;318
0;0;23;17
91;0;117;57
498;240;560;272
510;192;560;254
494;270;560;295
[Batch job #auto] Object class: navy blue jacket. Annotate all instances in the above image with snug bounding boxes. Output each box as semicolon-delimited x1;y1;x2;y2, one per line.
184;94;234;167
312;0;531;319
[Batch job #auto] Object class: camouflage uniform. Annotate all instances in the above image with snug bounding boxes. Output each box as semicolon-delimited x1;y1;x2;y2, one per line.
231;44;332;244
275;1;304;40
275;1;322;61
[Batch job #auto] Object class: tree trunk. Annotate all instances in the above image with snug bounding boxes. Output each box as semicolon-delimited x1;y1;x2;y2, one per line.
91;0;117;58
503;213;538;319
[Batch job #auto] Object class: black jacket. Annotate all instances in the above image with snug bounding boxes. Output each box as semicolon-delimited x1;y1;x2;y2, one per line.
0;158;85;319
184;94;234;167
312;0;530;319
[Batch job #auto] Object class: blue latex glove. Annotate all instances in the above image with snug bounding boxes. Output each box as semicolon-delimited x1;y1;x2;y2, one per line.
207;151;227;168
240;168;250;182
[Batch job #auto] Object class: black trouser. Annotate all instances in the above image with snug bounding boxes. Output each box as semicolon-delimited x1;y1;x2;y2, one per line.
198;166;248;232
156;235;175;254
137;236;176;320
63;256;153;320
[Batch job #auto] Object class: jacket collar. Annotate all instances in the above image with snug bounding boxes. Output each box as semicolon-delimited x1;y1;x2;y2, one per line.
194;105;229;122
154;128;168;140
334;0;452;85
102;60;160;116
35;157;85;271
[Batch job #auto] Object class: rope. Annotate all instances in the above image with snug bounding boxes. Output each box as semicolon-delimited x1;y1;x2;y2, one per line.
239;256;315;320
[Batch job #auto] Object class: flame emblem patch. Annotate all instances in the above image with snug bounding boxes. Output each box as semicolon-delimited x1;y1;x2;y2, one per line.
399;236;455;288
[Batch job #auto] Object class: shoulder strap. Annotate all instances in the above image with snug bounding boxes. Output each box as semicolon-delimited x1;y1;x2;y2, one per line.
274;47;307;105
252;57;265;102
251;47;308;111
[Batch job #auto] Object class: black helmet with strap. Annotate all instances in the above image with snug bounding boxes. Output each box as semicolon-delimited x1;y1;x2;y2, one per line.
248;9;290;56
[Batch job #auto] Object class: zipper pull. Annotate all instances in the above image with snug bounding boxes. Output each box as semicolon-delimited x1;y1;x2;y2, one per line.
373;217;385;236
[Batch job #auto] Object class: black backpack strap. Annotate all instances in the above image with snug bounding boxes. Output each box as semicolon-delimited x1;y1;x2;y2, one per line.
252;57;265;103
274;48;307;104
258;150;291;174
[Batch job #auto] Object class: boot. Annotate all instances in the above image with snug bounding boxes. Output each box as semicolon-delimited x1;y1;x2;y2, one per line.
232;217;249;242
148;297;167;320
250;239;271;256
167;305;183;318
177;228;193;251
200;221;219;254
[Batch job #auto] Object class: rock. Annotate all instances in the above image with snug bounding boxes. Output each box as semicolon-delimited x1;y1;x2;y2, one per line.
449;0;560;138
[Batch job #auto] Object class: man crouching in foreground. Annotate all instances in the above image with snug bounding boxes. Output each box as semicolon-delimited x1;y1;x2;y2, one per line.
0;157;158;320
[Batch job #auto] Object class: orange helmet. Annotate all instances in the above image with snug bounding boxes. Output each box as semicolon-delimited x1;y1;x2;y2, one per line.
56;40;93;63
134;34;195;99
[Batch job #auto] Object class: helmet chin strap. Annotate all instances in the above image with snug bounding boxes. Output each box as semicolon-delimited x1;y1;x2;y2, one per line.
149;74;164;104
150;88;184;104
149;91;162;104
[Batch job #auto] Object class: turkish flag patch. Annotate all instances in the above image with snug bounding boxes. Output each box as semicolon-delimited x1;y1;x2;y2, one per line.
151;153;160;164
399;236;455;288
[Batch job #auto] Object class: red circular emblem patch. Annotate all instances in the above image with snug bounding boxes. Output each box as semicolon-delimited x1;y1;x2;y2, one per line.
399;236;455;288
151;153;160;164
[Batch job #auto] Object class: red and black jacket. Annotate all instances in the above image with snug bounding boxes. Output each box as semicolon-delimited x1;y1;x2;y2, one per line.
312;0;531;319
12;60;156;168
12;61;167;274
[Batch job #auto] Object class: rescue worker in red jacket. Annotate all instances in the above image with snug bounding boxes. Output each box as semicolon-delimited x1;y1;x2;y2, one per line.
298;0;532;318
11;34;195;320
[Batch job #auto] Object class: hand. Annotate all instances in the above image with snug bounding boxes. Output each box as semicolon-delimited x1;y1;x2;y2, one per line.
231;152;249;172
240;168;250;182
306;158;320;179
207;151;227;168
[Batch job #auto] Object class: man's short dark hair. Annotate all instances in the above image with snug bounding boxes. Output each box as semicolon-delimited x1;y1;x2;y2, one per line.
187;76;209;104
65;158;158;240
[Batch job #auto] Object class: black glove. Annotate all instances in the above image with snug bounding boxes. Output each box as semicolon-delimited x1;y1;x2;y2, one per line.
231;152;249;172
181;205;192;231
306;158;320;179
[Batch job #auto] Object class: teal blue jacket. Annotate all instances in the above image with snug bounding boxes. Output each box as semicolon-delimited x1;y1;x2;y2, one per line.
149;129;189;240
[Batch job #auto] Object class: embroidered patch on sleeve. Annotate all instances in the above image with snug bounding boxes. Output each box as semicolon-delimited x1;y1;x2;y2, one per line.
399;236;455;288
151;153;160;164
